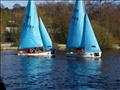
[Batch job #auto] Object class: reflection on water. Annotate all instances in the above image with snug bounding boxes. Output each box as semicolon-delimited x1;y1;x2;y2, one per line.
1;50;120;90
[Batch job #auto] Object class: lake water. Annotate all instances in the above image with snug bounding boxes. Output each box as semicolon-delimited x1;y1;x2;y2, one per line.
1;50;120;90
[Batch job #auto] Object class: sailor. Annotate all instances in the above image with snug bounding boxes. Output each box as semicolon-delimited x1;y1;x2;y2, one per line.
32;48;36;53
75;48;84;53
38;47;43;52
35;47;39;53
28;48;33;53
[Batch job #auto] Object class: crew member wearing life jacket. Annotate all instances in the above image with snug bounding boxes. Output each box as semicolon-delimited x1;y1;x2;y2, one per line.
28;48;33;53
75;48;84;53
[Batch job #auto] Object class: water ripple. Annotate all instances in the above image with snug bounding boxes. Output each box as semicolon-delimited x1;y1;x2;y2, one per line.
1;50;120;90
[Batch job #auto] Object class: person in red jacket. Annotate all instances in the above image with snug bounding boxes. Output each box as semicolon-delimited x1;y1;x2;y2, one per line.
75;48;84;53
28;48;33;53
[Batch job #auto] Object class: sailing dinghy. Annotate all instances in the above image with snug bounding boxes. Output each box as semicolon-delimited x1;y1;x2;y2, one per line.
18;0;55;56
66;0;102;58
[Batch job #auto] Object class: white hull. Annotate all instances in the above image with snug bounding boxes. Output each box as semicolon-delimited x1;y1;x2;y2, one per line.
66;52;102;58
18;51;53;57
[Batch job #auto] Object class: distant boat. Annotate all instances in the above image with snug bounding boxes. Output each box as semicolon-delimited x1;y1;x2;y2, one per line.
66;0;102;58
18;0;55;56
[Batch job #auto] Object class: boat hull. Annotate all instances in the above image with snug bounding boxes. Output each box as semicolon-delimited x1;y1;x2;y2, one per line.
18;51;53;57
66;52;102;58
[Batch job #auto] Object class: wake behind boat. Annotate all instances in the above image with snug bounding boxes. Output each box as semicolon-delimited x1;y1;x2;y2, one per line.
18;0;55;56
66;0;102;58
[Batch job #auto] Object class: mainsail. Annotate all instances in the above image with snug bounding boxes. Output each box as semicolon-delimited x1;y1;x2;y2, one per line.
39;18;53;51
67;0;85;48
19;0;43;49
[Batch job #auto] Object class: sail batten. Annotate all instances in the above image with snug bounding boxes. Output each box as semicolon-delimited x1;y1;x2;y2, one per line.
19;0;43;49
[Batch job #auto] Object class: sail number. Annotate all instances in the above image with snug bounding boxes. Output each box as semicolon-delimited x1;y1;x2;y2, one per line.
23;23;34;30
72;8;79;23
91;45;96;48
75;8;79;12
23;15;34;30
72;16;78;21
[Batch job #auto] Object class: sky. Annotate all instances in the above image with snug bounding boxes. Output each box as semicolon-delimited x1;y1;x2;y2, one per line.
1;0;120;9
1;0;40;9
1;0;73;9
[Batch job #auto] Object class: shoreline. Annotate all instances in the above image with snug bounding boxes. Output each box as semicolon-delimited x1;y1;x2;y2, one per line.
1;47;120;51
1;47;18;50
1;44;120;51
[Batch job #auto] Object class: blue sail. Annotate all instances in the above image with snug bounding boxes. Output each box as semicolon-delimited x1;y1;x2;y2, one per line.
19;0;43;49
67;0;85;48
84;15;101;52
39;18;53;51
